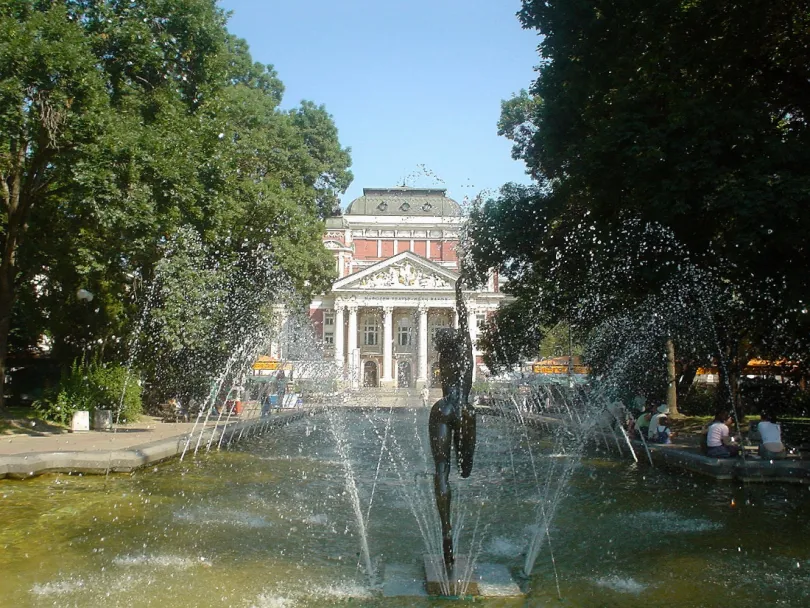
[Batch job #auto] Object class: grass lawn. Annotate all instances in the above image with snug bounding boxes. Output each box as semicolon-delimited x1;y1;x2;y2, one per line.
0;403;67;435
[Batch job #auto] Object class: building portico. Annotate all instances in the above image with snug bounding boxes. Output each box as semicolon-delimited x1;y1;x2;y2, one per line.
309;187;506;389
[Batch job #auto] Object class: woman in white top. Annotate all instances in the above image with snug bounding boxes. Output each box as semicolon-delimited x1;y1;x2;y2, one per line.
647;404;669;440
755;411;786;459
706;411;740;458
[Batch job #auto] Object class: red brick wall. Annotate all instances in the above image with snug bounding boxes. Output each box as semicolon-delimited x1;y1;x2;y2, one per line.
414;240;427;257
310;307;324;334
442;241;458;261
354;239;377;260
429;241;441;259
397;239;410;253
381;240;394;257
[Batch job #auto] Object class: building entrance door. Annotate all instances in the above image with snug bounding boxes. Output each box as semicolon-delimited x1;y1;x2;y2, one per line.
363;361;378;388
397;361;412;388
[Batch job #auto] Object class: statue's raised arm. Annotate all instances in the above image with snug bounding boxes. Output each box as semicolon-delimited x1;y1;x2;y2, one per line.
455;277;474;409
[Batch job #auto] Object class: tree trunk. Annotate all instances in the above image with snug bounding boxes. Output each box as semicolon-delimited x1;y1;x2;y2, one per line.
666;338;679;417
0;228;19;417
676;360;698;400
0;141;28;416
715;329;744;421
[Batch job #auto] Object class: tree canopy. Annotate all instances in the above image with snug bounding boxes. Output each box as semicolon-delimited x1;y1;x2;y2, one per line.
468;0;810;401
1;0;352;411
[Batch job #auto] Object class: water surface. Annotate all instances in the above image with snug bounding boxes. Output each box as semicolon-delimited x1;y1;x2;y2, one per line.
1;409;808;607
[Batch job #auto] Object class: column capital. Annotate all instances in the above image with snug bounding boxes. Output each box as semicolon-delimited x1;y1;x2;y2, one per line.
347;303;359;313
417;302;429;314
334;299;346;312
382;304;394;315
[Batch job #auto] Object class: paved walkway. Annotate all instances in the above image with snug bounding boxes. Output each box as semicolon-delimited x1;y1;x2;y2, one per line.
0;403;307;479
0;401;265;456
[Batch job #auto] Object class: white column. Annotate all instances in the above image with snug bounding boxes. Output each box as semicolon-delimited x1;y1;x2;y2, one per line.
334;302;345;373
278;311;289;359
347;304;358;388
417;304;428;385
469;307;478;382
382;305;394;384
453;309;460;329
270;305;285;358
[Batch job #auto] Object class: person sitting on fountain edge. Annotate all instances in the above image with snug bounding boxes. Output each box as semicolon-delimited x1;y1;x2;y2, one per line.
752;410;787;460
650;413;674;444
706;410;740;458
635;404;654;440
428;276;476;570
647;404;669;441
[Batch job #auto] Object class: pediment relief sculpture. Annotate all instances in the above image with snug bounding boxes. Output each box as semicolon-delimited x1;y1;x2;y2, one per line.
358;262;450;290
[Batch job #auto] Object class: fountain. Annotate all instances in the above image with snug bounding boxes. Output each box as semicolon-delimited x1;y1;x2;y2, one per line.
3;370;810;606
2;220;809;606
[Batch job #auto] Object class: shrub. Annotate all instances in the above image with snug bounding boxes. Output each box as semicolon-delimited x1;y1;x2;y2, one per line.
678;384;717;416
33;359;142;425
740;377;810;419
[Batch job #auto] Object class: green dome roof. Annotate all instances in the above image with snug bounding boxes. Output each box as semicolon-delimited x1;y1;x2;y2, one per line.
345;187;462;216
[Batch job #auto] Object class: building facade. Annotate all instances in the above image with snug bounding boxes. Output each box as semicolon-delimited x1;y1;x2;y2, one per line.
308;187;506;389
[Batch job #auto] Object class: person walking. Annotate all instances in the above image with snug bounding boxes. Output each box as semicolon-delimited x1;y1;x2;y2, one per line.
260;391;272;418
276;370;288;409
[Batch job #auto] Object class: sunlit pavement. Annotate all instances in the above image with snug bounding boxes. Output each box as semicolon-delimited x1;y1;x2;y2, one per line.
0;402;301;457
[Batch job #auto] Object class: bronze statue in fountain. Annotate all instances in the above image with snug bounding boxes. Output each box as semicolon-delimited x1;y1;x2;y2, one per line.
428;277;476;570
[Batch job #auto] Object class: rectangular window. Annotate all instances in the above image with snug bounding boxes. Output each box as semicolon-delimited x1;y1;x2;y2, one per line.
398;325;412;346
323;310;335;345
364;318;379;346
476;313;486;328
430;319;450;348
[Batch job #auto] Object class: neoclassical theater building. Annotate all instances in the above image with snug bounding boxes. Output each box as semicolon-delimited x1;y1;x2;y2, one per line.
308;187;506;389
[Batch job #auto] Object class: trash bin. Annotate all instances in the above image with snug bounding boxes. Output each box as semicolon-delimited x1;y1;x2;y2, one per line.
71;410;90;432
93;409;113;431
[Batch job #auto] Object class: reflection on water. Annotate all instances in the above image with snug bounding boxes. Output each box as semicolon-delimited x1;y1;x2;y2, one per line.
1;409;809;607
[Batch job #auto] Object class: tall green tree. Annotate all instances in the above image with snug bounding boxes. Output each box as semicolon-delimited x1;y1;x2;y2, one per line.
0;1;352;413
1;1;109;413
469;0;810;405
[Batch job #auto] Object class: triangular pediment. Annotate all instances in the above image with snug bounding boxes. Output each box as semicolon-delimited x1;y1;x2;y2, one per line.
333;252;458;292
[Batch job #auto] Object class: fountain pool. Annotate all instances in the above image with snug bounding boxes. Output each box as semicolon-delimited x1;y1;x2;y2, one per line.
1;407;809;607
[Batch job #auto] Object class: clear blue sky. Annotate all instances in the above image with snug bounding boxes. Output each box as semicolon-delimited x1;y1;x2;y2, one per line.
218;1;539;207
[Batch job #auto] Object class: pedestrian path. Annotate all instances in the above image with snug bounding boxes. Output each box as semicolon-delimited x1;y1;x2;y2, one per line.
0;403;306;479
